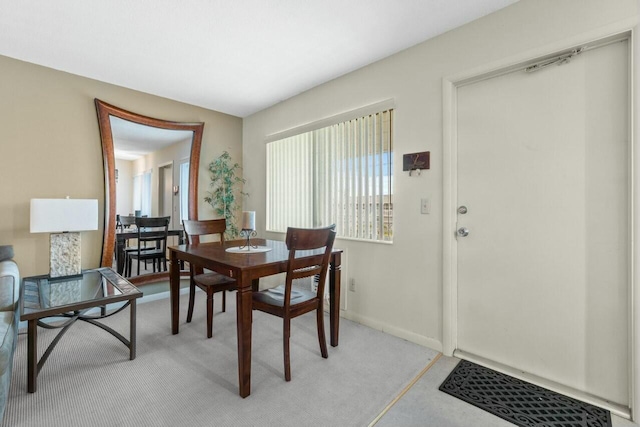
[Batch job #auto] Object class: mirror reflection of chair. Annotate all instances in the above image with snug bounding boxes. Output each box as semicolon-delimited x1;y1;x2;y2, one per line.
120;214;147;275
115;214;139;263
125;216;170;277
182;219;237;338
252;225;336;381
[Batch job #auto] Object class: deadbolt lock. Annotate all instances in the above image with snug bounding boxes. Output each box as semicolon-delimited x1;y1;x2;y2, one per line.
457;227;469;237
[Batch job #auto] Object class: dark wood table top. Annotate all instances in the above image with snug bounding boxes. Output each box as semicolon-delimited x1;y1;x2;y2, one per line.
169;238;342;285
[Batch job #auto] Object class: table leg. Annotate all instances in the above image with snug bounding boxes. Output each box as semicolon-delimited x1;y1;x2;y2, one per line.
130;299;137;360
178;231;185;270
329;252;342;347
27;319;37;393
170;250;180;334
236;275;252;398
116;237;126;274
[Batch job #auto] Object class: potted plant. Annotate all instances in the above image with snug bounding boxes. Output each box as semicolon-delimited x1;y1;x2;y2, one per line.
204;151;247;239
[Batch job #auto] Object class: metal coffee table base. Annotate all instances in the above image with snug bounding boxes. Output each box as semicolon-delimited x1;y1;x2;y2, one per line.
27;300;137;393
27;300;136;393
20;268;143;394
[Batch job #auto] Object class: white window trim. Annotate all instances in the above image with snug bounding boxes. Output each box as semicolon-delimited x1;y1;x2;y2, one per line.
265;99;395;144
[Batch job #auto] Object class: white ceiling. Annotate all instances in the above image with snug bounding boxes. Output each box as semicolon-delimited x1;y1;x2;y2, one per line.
0;0;517;118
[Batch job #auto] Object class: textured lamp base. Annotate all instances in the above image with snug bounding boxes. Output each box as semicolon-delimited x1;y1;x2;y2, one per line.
50;232;82;278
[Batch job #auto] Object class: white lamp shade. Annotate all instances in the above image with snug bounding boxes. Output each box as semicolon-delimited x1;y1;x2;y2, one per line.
30;199;98;233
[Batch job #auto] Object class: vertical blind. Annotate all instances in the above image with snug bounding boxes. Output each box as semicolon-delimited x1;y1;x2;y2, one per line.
267;109;393;242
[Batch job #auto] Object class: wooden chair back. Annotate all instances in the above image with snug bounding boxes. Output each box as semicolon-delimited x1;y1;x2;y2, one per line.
183;219;227;275
182;219;226;245
283;225;336;306
134;216;170;250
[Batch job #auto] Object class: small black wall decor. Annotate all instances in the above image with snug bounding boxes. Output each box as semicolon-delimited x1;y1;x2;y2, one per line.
403;151;430;176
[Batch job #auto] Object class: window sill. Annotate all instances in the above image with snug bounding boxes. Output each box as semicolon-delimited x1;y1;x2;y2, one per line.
265;229;393;245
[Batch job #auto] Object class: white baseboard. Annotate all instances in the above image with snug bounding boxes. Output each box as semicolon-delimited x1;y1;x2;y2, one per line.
342;310;443;352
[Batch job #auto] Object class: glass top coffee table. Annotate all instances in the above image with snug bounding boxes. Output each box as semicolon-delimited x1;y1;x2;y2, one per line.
20;268;142;393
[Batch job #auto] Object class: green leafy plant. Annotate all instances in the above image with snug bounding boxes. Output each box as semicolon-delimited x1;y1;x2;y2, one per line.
204;151;247;239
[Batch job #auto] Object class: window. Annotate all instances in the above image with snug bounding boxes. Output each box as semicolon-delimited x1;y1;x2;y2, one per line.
267;109;393;242
132;170;152;217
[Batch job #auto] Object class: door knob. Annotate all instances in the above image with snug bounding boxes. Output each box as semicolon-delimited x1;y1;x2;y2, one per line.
457;227;469;237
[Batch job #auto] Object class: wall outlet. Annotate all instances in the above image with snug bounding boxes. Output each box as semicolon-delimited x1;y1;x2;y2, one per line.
349;278;356;292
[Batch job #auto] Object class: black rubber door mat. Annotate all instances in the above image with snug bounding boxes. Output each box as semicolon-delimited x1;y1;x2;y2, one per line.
439;360;611;427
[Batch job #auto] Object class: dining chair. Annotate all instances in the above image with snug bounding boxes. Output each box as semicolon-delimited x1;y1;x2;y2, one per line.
119;214;138;256
126;216;170;277
252;224;336;381
182;219;237;338
121;214;145;276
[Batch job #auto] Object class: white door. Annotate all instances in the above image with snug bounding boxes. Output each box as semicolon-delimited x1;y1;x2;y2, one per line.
456;40;629;406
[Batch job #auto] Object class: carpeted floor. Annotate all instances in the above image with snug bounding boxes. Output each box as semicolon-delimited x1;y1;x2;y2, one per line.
2;291;436;426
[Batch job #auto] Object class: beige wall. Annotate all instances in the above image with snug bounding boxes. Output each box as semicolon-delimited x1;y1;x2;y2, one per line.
242;0;639;352
0;56;242;278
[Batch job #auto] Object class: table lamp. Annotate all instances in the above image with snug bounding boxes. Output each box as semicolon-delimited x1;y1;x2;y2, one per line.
30;198;98;278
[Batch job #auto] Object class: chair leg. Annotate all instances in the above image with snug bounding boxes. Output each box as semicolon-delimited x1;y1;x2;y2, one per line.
186;279;196;323
137;258;141;276
206;289;214;339
284;317;291;381
222;290;226;312
316;307;328;358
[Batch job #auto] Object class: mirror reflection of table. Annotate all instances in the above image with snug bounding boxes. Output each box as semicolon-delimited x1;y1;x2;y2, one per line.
115;229;184;275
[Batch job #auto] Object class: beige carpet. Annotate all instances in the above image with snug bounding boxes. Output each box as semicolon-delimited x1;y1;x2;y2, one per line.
2;291;436;426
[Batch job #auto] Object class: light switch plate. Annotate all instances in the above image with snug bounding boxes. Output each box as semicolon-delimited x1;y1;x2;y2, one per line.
421;198;430;214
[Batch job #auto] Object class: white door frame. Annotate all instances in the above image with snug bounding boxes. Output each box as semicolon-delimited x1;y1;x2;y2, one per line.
158;161;174;228
442;23;637;419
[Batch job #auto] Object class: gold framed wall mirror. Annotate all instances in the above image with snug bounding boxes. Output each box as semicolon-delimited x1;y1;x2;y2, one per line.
95;99;203;285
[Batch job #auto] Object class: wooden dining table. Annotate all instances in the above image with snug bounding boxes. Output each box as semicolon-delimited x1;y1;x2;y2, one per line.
168;238;343;398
